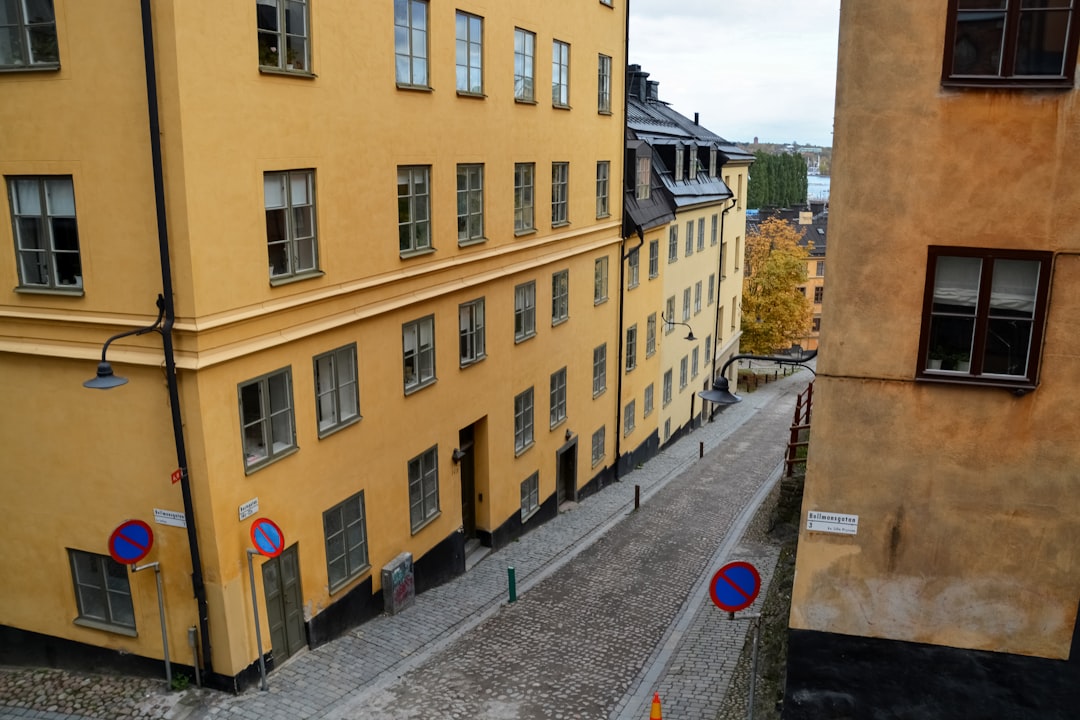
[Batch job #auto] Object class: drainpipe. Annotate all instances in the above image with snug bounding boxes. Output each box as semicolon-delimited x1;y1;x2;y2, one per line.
614;230;644;481
140;0;212;678
613;0;632;483
711;196;738;385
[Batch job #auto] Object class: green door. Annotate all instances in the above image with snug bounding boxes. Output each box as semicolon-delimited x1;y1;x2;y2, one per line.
262;543;306;664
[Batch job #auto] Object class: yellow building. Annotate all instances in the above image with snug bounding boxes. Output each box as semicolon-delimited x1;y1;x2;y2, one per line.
786;1;1080;716
0;0;628;688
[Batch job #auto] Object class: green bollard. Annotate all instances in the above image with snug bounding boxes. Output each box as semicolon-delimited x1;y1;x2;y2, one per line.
508;566;517;603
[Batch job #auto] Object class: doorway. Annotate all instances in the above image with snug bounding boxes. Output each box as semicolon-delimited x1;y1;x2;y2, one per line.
556;441;577;507
458;424;477;539
262;543;305;664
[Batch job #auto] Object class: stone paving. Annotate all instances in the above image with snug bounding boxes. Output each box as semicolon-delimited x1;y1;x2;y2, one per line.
0;364;810;720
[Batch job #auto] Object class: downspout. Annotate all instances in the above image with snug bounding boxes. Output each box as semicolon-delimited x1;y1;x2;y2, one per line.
614;230;644;480
140;0;212;678
613;0;632;483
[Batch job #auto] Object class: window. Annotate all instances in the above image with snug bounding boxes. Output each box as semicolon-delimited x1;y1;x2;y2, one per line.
943;0;1080;87
408;446;439;532
513;28;535;101
694;281;703;314
627;248;640;289
7;176;81;290
0;0;57;68
665;296;676;334
520;472;540;519
709;149;718;179
457;164;484;244
69;550;134;631
459;298;486;366
552;270;569;324
625;324;637;371
403;315;436;392
649;239;659;278
814;286;824;304
594;256;609;303
257;0;309;72
597;54;612;113
708;274;716;305
323;491;369;592
675;146;684;182
679;356;688;388
514;163;535;232
600;0;614;6
596;161;610;218
593;344;607;396
798;286;807;296
551;162;569;226
455;11;483;94
624;399;636;436
514;388;535;453
816;260;825;277
552;40;570;106
685;221;693;257
644;383;654;417
721;241;729;278
812;317;821;332
239;368;296;471
646;313;657;357
591;426;605;467
682;288;691;322
394;0;428;87
636;156;651;200
398;166;431;255
265;170;318;280
663;369;673;406
917;247;1051;387
711;214;719;245
314;344;360;436
515;281;536;341
697;218;706;252
664;418;671;442
668;225;678;263
735;236;742;270
731;295;738;329
705;335;712;367
550;367;567;427
692;347;700;378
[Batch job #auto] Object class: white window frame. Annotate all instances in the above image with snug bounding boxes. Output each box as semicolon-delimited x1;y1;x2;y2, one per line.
648;239;659;278
550;367;567;428
594;256;609;303
623;399;635;436
694;281;702;314
685;220;694;257
680;356;688;389
636;156;651;200
552;270;569;324
675;146;684;181
514;387;535;454
514;163;535;233
663;369;673;407
551;162;569;226
597;54;612;113
515;281;537;341
239;367;296;472
552;39;570;106
408;446;439;532
625;324;637;372
627;248;640;289
593;344;607;396
459;298;486;366
455;11;483;94
646;313;657;357
591;426;606;467
682;288;691;322
7;176;82;290
324;491;369;592
69;550;135;633
314;344;361;437
665;296;676;334
692;347;700;378
697;217;705;252
520;472;540;520
456;164;484;244
394;0;429;87
708;274;716;305
398;165;432;255
596;161;610;218
644;383;654;417
1;0;58;69
668;225;678;263
711;213;719;245
265;169;318;280
257;0;310;72
403;315;436;392
513;28;535;101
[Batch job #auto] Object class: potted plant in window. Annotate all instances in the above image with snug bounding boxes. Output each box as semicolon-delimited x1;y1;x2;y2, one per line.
927;346;945;370
286;48;304;71
953;352;971;373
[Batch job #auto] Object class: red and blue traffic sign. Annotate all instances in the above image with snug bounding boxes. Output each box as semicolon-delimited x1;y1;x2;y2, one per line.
250;518;285;558
709;561;761;613
108;519;154;565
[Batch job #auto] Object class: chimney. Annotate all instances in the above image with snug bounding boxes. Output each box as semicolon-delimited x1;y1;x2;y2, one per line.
646;80;659;102
627;64;650;102
694;112;699;125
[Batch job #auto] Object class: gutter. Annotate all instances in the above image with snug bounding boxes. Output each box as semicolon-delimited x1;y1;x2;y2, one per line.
614;0;632;482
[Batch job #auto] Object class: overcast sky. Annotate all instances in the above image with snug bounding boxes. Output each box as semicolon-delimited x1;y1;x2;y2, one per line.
628;0;841;147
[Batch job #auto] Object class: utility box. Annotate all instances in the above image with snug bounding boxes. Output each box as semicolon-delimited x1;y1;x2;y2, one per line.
381;552;415;615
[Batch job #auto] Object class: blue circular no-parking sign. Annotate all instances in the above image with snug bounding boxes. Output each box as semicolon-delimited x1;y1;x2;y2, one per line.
709;561;761;612
250;518;285;558
109;520;154;565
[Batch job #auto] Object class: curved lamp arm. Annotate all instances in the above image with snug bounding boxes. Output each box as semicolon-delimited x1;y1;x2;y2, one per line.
84;294;166;389
700;349;818;405
660;312;696;341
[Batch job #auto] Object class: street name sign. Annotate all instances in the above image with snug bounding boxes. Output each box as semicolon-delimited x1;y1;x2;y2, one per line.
806;511;858;535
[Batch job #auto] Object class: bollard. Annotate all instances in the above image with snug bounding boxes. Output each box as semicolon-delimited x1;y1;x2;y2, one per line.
699;441;704;458
508;566;517;603
635;484;640;510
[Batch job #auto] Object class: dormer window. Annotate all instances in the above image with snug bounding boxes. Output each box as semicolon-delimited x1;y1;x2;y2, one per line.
635;156;651;200
709;148;718;178
674;145;684;181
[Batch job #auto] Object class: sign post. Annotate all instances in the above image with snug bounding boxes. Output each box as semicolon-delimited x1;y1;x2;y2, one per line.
247;517;284;691
109;520;171;686
709;561;762;720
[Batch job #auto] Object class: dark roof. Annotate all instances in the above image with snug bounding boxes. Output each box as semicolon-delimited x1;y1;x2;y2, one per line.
746;204;829;257
623;131;677;237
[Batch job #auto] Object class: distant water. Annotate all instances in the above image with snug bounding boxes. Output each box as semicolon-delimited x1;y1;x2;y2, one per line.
807;174;831;201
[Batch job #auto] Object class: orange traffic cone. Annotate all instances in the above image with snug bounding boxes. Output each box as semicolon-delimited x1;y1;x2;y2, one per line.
650;691;663;719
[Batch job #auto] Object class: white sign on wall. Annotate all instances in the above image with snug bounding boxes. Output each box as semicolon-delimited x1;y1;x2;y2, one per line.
153;508;188;529
807;510;858;535
239;497;260;521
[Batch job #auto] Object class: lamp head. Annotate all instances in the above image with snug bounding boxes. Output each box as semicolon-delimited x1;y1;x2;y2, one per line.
698;376;741;405
84;361;129;390
451;448;467;464
685;330;696;341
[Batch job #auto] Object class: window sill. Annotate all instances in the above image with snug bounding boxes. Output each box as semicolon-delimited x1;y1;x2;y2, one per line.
594;297;608;306
15;285;84;296
328;564;371;596
623;427;635;438
552;103;572;111
552;316;569;327
915;374;1036;394
404;377;437;396
456;90;486;99
597;212;611;220
458;236;487;248
514;228;537;237
515;97;538;105
460;355;486;369
593;388;606;399
627;283;639;291
598;109;613;116
269;270;324;287
941;77;1075;90
550;417;567;432
514;441;535;458
410;511;441;536
552;220;570;229
625;365;637;374
514;332;536;345
397;82;434;92
317;415;361;440
74;617;137;637
259;66;317;79
648;273;659;281
591;456;605;469
521;507;540;523
244;445;299;475
0;63;60;74
400;246;435;260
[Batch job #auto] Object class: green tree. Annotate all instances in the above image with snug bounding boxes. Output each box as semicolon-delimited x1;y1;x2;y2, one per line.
740;217;812;354
746;151;808;209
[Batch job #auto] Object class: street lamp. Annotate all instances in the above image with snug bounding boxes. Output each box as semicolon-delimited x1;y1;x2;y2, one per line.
84;295;165;389
661;312;696;341
700;349;818;405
